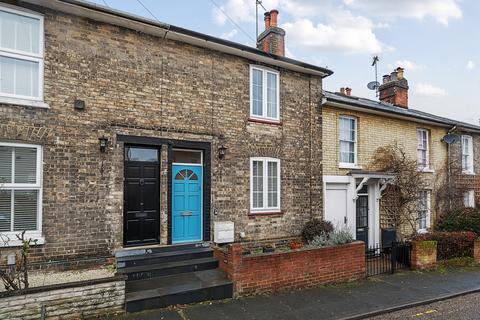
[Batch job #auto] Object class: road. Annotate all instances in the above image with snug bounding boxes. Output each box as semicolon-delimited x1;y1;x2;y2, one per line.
368;292;480;320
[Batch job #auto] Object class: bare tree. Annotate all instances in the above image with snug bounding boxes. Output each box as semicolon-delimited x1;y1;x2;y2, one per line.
370;144;428;237
0;231;37;291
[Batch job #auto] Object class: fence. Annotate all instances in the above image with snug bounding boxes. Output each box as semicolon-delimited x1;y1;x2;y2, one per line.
365;242;411;277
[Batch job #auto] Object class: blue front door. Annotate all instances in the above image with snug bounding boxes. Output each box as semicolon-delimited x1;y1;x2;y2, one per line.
172;165;202;243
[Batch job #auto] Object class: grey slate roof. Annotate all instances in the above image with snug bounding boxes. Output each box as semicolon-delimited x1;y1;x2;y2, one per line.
323;91;480;132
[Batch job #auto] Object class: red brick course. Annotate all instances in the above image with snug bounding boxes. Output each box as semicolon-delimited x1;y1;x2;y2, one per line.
214;241;365;296
474;240;480;264
411;240;437;270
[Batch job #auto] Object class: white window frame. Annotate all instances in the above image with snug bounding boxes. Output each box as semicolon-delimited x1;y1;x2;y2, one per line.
417;190;431;233
0;141;44;246
250;157;281;213
463;190;475;208
339;116;358;168
417;128;430;171
0;4;47;108
249;65;280;122
462;135;474;174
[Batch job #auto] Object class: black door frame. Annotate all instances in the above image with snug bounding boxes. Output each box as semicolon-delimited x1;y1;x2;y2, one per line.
123;145;161;246
118;135;212;245
356;194;369;247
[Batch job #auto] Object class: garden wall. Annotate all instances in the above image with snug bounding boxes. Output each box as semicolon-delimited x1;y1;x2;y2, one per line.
214;241;365;296
0;276;125;319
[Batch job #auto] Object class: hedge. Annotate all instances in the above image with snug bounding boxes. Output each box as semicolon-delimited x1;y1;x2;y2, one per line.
415;231;476;260
436;208;480;235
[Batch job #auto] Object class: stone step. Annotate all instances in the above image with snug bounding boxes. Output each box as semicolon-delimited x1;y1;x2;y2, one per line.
125;269;233;313
117;257;219;281
115;243;208;259
117;247;214;269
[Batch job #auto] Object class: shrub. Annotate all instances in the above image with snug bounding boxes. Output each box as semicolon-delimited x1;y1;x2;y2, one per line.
302;219;334;243
306;234;332;248
436;207;480;235
306;227;354;248
330;228;354;245
414;231;476;260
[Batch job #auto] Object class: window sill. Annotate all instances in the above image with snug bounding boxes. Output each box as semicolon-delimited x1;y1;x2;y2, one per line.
248;211;284;217
462;171;475;176
0;232;45;247
417;168;435;173
0;96;49;109
248;117;282;125
339;163;362;170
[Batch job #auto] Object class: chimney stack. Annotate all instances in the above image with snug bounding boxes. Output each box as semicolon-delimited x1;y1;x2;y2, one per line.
378;67;409;108
257;9;285;57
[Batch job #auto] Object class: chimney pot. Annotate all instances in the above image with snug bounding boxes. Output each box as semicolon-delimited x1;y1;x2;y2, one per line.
270;10;279;27
382;74;390;84
340;87;345;95
396;67;404;79
345;87;352;96
264;12;271;29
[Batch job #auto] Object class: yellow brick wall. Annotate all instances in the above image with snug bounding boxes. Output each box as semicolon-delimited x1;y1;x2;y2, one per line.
322;105;448;179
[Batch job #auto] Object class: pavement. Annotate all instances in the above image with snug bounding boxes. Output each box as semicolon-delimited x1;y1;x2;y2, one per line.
115;266;480;320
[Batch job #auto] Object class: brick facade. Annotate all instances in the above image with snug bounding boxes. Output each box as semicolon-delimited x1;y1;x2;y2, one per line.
214;242;365;296
0;3;324;266
411;240;437;270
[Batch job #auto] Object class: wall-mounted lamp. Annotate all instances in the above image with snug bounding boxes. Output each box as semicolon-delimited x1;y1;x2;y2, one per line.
218;144;227;159
99;137;109;153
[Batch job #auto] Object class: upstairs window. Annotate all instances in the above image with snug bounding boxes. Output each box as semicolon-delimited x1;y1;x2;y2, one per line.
250;157;280;213
0;142;42;234
339;116;357;166
250;66;279;122
462;135;474;174
417;129;429;170
0;6;43;101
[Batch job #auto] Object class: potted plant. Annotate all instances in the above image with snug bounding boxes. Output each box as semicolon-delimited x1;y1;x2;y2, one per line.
289;240;303;250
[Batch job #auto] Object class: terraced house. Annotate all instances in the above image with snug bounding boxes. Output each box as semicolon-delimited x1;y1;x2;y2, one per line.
322;68;480;247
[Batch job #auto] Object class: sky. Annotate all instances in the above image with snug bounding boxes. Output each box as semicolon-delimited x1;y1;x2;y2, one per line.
90;0;479;125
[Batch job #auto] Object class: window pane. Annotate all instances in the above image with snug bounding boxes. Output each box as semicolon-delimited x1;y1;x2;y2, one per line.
340;141;354;163
0;146;12;183
0;190;11;232
125;147;158;162
267;72;277;118
252;160;263;208
268;161;278;207
0;10;40;54
252;69;263;116
13;189;37;231
14;147;37;184
0;56;40;98
173;150;201;164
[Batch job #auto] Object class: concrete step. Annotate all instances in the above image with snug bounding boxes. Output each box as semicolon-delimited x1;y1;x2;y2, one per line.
116;243;208;259
117;247;214;269
117;257;219;281
125;269;233;313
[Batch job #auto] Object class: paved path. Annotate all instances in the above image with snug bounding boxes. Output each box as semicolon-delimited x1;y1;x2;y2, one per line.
117;267;480;320
368;292;480;320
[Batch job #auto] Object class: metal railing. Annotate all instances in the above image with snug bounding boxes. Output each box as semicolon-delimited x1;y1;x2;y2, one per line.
365;241;411;277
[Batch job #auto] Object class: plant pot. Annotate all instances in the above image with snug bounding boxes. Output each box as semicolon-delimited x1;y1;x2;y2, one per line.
262;247;275;253
289;241;303;250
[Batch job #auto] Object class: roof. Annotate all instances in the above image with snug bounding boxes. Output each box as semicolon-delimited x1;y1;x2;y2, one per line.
323;91;480;132
20;0;333;78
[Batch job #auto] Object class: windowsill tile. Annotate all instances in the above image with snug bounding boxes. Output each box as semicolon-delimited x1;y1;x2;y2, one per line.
0;232;45;247
462;171;476;176
248;211;284;217
0;96;49;109
248;117;282;125
417;167;435;173
339;163;362;170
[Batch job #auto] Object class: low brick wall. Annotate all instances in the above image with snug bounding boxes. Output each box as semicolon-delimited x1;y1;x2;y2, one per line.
214;241;365;296
0;276;125;320
411;240;437;270
475;240;480;264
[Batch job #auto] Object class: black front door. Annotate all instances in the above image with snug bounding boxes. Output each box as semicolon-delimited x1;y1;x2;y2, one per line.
356;194;369;246
124;146;160;246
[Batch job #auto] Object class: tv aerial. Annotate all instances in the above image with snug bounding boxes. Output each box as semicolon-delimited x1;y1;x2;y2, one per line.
442;133;459;144
367;56;380;96
255;0;267;39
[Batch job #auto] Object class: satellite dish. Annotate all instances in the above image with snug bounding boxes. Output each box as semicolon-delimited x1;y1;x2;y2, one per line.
367;81;380;90
442;133;459;144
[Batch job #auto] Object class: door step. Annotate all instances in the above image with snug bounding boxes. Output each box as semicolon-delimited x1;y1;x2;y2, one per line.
118;257;219;281
125;269;233;313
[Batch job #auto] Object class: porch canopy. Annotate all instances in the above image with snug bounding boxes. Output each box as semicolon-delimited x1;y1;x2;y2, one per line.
348;170;396;200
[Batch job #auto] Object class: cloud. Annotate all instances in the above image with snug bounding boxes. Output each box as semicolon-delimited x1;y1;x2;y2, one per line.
344;0;462;26
466;60;476;70
221;29;238;40
282;11;387;54
388;60;425;71
212;0;255;25
414;83;448;97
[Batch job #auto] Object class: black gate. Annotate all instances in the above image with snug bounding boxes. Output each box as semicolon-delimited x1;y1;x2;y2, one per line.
366;242;411;277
